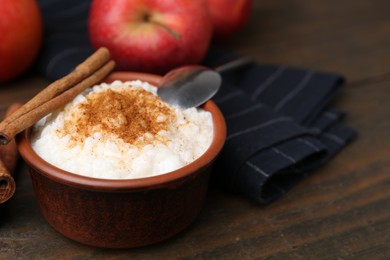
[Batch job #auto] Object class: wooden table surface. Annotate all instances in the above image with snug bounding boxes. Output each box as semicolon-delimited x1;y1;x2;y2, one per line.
1;0;389;258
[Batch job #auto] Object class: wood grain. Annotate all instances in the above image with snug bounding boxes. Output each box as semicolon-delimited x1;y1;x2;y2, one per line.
1;0;389;258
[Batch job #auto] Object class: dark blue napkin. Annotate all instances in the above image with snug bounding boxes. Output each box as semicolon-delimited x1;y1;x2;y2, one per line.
35;0;357;204
36;0;93;80
203;47;356;203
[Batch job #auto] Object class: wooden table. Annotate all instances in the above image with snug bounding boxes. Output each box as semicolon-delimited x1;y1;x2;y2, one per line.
1;0;389;258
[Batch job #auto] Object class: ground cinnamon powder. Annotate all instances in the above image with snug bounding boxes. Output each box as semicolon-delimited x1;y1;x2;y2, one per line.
62;87;176;145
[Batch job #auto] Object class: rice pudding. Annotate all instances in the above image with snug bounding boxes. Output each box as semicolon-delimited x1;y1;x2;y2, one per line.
31;80;213;179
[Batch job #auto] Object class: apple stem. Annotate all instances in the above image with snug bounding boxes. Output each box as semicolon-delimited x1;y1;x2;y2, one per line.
144;14;181;39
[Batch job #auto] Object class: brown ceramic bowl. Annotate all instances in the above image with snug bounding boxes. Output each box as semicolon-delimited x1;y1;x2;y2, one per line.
17;71;226;248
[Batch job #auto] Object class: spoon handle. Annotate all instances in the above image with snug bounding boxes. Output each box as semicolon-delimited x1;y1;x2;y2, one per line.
214;57;253;74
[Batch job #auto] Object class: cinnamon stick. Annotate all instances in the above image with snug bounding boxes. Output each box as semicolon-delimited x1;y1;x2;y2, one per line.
0;47;115;145
0;103;22;204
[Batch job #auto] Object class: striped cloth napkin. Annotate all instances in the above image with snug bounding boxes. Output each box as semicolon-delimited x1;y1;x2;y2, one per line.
35;0;357;203
204;47;356;203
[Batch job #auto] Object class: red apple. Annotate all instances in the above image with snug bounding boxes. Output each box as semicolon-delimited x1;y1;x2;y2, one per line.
88;0;213;74
206;0;253;40
0;0;42;83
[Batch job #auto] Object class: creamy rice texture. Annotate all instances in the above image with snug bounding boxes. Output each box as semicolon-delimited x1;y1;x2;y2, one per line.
31;80;213;179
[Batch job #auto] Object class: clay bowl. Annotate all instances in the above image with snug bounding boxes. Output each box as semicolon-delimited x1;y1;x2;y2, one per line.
17;71;226;248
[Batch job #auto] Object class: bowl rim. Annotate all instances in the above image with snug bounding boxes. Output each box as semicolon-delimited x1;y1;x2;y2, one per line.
17;71;226;192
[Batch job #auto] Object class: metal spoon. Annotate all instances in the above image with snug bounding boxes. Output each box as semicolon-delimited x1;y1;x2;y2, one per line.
157;57;252;109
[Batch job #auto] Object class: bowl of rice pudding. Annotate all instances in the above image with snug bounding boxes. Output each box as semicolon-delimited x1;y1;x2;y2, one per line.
18;71;226;248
